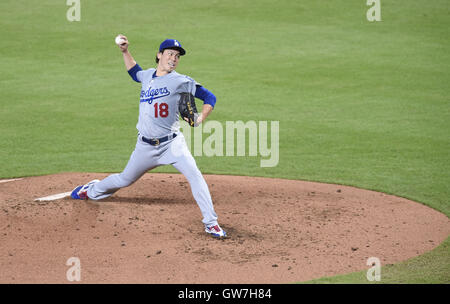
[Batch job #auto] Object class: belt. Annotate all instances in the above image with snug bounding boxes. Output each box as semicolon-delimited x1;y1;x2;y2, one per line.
141;133;177;146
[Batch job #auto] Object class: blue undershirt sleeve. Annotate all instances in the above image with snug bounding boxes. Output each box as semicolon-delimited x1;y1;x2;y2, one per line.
195;85;217;108
128;63;143;83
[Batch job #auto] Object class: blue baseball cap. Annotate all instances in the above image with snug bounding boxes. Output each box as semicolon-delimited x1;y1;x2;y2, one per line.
159;39;186;56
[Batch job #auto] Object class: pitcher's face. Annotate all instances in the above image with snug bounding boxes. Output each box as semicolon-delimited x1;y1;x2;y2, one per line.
157;49;181;73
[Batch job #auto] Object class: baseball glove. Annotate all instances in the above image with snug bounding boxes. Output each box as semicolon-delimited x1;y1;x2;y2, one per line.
178;92;198;127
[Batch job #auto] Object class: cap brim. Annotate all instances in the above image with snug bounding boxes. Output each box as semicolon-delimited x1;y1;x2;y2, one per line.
162;46;186;56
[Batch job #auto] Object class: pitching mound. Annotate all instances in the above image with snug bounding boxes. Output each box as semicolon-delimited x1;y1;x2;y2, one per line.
0;173;449;283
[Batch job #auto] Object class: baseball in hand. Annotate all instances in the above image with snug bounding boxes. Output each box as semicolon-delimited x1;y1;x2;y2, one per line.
115;35;126;46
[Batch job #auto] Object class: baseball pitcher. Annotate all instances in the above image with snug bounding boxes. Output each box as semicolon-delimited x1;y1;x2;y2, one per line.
70;36;226;238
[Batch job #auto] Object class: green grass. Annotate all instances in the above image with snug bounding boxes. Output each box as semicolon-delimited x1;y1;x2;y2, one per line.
0;0;449;283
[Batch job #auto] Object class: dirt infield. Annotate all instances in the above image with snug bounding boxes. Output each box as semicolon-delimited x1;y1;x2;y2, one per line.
0;173;449;283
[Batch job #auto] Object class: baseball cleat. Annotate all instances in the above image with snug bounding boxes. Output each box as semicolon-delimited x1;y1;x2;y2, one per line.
70;179;100;200
205;224;227;238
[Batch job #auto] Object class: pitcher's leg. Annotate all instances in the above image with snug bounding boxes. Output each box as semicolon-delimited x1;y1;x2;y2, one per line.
171;155;218;227
87;145;156;200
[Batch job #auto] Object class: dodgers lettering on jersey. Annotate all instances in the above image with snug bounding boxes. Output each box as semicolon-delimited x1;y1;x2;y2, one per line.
134;68;198;138
140;86;170;103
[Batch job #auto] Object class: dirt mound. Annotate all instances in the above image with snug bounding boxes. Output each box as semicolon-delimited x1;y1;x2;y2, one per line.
0;173;449;283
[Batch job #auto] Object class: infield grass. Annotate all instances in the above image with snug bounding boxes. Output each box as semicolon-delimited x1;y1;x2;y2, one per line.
0;0;448;283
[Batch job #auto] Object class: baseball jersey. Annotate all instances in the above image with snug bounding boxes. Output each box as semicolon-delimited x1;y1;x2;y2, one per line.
134;68;199;138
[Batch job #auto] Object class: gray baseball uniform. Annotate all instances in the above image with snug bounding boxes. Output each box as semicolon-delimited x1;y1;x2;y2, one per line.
86;67;219;227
